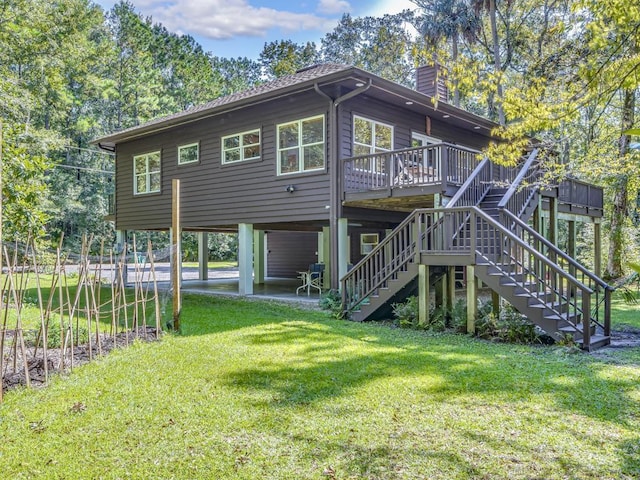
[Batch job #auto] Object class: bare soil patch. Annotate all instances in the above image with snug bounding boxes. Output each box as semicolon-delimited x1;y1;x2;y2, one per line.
2;326;159;392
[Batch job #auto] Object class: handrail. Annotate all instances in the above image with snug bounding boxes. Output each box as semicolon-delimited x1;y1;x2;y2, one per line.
341;210;417;313
343;142;479;163
497;148;539;212
446;156;492;208
469;207;593;293
501;210;610;290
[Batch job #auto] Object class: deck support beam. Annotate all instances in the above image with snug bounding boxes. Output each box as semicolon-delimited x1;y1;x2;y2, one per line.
253;229;265;285
466;265;477;334
322;227;331;290
197;232;208;281
446;266;456;313
238;223;254;295
594;221;602;278
418;264;429;327
492;291;500;318
115;230;128;286
338;218;349;288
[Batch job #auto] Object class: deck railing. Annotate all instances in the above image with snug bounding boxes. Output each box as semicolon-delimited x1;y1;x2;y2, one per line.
342;143;480;194
559;178;604;213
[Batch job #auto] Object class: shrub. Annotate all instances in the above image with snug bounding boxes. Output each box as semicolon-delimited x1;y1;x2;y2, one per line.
319;289;344;319
475;303;542;344
392;295;418;328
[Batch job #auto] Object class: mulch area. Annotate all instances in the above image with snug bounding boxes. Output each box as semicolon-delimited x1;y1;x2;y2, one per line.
2;326;160;393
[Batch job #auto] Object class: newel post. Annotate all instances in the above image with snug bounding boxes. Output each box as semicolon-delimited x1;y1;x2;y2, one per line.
582;291;591;350
440;145;449;192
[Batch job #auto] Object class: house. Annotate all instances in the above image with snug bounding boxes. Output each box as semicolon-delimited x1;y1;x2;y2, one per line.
93;63;611;350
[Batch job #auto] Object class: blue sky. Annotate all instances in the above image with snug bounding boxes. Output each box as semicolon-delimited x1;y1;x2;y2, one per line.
95;0;419;58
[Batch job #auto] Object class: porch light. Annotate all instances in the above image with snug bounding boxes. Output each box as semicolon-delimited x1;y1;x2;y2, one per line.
355;82;365;87
405;101;414;105
286;185;296;193
442;114;450;118
474;126;481;129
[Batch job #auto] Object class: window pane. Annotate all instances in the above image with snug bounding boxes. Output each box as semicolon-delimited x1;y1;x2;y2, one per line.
302;117;323;145
354;117;372;145
135;158;146;175
224;136;239;149
354;144;370;157
225;149;240;163
243;131;259;146
303;144;324;170
279;123;298;148
135;174;146;194
280;149;299;173
147;152;161;171
375;124;392;150
149;173;161;192
179;145;198;164
244;145;259;160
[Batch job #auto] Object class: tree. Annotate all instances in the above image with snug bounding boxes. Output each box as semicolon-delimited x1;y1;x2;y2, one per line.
321;12;418;87
413;0;479;106
259;40;319;79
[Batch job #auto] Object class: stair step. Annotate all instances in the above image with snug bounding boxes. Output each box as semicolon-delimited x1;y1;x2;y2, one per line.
582;335;611;350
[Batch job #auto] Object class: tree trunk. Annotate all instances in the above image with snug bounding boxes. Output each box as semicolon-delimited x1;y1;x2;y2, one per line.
605;87;635;279
489;0;506;126
452;36;460;107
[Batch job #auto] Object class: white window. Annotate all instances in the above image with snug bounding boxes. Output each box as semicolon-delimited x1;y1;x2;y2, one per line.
133;151;161;195
178;142;199;165
222;129;261;164
360;233;379;254
411;133;440;147
353;116;393;156
277;115;325;175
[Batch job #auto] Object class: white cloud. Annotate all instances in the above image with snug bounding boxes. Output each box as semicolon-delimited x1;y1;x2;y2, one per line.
317;0;351;15
131;0;337;40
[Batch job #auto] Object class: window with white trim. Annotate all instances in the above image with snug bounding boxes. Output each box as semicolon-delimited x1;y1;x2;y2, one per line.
360;233;379;254
277;115;325;175
353;116;393;156
133;151;161;195
222;129;261;164
178;142;199;165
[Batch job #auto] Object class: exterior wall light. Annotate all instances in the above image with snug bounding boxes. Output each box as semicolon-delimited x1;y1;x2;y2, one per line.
286;185;296;193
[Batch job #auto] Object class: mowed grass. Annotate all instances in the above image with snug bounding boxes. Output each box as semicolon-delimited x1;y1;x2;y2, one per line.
0;294;639;479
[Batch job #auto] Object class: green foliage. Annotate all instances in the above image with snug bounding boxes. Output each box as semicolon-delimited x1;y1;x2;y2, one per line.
259;40;319;79
24;322;90;349
475;303;543;344
392;296;467;332
392;295;418;327
319;289;344;319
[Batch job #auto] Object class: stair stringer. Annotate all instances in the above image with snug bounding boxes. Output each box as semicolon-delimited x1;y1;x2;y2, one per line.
474;261;570;339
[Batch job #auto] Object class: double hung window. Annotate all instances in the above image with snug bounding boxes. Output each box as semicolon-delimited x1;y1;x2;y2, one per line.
133;151;161;194
277;115;325;175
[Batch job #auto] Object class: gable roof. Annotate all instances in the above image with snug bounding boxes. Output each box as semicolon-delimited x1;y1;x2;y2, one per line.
93;63;497;148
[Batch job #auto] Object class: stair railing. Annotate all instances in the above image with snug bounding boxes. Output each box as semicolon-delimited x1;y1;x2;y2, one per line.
341;210;416;315
501;209;612;336
497;148;541;220
446;156;492;208
415;206;597;345
341;208;451;315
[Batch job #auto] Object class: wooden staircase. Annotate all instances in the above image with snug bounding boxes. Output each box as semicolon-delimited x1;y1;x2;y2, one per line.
341;150;613;350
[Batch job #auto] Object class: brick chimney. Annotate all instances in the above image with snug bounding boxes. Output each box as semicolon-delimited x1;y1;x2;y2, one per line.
416;64;449;102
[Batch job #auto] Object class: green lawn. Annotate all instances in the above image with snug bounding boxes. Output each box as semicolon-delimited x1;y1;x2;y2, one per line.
611;289;640;330
0;294;639;479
